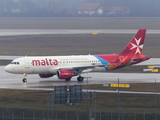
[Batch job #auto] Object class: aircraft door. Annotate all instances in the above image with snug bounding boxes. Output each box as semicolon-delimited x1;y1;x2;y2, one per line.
25;59;30;69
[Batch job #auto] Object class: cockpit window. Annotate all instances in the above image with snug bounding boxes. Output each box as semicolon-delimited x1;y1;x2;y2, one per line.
10;62;20;65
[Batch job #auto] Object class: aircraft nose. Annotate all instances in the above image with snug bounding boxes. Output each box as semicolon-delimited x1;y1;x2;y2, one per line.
4;65;13;73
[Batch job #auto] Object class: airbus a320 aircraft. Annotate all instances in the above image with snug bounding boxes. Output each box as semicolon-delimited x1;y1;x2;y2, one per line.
5;29;149;82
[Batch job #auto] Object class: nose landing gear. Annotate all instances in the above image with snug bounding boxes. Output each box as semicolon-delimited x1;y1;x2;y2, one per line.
22;73;27;83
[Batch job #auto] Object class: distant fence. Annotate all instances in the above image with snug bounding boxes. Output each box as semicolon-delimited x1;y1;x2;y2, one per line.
0;110;159;120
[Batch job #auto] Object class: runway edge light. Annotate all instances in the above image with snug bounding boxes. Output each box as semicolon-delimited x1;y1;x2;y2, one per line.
110;84;130;88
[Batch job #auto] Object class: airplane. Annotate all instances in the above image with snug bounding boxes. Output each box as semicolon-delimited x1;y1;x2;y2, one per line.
4;29;150;83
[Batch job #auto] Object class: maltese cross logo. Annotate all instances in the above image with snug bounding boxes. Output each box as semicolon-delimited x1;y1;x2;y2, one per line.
130;37;143;54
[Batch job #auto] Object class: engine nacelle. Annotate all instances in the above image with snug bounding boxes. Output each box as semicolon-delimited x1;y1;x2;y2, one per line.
57;70;74;79
39;74;54;78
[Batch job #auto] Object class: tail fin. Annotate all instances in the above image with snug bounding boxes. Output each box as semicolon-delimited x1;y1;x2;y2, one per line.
119;29;146;56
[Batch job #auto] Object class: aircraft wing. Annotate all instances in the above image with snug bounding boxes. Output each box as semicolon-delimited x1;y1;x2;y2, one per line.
59;64;107;70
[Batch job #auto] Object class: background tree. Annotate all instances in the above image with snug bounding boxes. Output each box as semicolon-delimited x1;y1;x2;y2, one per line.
17;0;35;14
0;0;4;15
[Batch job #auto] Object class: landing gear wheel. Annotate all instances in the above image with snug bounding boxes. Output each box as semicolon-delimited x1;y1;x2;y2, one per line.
23;78;27;83
23;73;27;83
77;76;84;82
65;78;71;81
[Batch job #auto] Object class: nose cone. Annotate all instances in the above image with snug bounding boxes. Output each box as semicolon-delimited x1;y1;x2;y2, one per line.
4;65;13;73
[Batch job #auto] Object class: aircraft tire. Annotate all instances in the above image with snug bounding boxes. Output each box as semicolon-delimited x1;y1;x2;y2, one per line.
77;77;83;82
65;78;71;81
23;78;27;83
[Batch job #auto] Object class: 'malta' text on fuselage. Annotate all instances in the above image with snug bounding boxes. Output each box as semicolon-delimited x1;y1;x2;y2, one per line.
32;58;58;66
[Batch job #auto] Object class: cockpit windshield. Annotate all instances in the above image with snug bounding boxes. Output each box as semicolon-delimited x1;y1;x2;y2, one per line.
10;62;20;65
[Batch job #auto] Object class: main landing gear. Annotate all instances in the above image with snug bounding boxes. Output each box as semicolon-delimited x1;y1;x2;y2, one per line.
22;73;27;83
65;76;84;82
65;78;71;81
77;76;84;82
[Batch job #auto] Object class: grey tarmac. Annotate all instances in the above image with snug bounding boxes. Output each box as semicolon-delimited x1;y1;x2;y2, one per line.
0;66;160;91
0;29;159;36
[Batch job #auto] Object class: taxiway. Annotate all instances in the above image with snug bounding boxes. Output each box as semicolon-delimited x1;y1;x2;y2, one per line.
0;29;159;36
0;66;160;90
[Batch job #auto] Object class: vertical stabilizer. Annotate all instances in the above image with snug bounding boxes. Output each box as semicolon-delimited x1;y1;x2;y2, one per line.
119;29;146;56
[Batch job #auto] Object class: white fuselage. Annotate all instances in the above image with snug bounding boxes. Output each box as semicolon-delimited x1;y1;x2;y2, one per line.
5;55;107;75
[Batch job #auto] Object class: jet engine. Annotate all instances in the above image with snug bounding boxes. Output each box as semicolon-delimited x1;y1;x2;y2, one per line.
57;70;74;80
39;74;54;78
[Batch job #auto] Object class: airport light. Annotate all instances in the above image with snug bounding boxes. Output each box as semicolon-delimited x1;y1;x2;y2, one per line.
148;66;160;69
92;32;98;34
148;66;155;69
